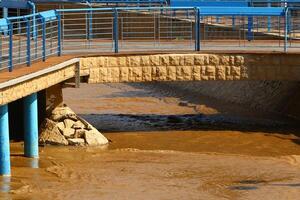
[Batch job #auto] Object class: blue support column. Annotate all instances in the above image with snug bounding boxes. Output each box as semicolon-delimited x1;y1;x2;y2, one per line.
0;105;10;176
247;16;253;41
23;93;38;158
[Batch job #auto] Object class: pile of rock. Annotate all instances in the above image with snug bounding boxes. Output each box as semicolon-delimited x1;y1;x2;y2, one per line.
39;106;109;146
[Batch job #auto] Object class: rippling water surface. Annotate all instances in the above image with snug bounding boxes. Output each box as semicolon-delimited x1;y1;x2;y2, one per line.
1;83;300;200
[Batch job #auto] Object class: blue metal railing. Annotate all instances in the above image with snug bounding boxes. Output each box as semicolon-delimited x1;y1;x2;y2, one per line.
0;6;298;72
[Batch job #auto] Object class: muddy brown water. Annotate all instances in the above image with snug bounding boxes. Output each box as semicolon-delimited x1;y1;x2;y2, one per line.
2;83;300;200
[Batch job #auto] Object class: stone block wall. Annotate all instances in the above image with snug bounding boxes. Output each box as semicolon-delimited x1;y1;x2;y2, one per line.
80;53;300;83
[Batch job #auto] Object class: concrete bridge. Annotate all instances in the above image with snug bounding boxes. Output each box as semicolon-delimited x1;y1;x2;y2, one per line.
1;4;300;176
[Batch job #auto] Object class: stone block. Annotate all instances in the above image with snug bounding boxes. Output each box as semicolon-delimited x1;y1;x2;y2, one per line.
169;55;183;66
89;68;100;82
84;128;108;146
235;56;245;66
157;66;167;81
194;55;207;65
229;56;235;65
118;57;127;67
219;56;230;65
129;56;140;67
142;67;152;81
149;55;160;66
205;66;216;77
192;66;201;80
184;55;194;66
96;57;106;68
231;66;241;80
159;55;169;66
119;67;129;82
128;67;142;82
107;67;120;82
166;66;177;81
216;66;226;80
176;66;191;81
140;56;150;66
107;57;118;67
63;128;75;138
68;138;85;146
99;68;108;82
209;55;219;65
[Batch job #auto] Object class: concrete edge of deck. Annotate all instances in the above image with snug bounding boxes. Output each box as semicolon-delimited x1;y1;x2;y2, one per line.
0;58;80;105
0;58;80;90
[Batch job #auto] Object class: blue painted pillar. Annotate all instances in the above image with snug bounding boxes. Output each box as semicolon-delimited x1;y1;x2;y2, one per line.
0;105;11;176
23;93;38;158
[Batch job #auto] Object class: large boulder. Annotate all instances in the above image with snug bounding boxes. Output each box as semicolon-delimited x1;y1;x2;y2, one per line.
39;106;109;147
50;106;76;122
84;128;109;146
67;138;85;146
39;119;69;145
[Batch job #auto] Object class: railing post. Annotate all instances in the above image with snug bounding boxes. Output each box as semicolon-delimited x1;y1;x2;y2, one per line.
26;18;31;66
247;16;253;41
3;7;8;36
57;12;62;56
284;8;289;53
88;10;93;40
8;22;13;72
0;104;10;176
41;18;46;61
267;0;271;32
194;8;200;51
24;93;39;158
113;9;119;53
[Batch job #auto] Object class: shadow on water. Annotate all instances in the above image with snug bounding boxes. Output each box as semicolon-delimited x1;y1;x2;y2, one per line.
80;113;300;136
99;82;300;122
228;186;258;191
228;179;300;191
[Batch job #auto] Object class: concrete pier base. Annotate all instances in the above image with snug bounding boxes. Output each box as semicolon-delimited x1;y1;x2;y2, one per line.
0;105;10;176
24;93;39;158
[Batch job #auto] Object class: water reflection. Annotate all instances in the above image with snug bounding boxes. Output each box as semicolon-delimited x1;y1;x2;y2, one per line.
0;176;11;193
29;158;39;169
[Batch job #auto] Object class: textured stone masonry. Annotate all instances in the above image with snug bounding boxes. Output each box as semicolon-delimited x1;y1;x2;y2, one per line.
80;53;300;84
